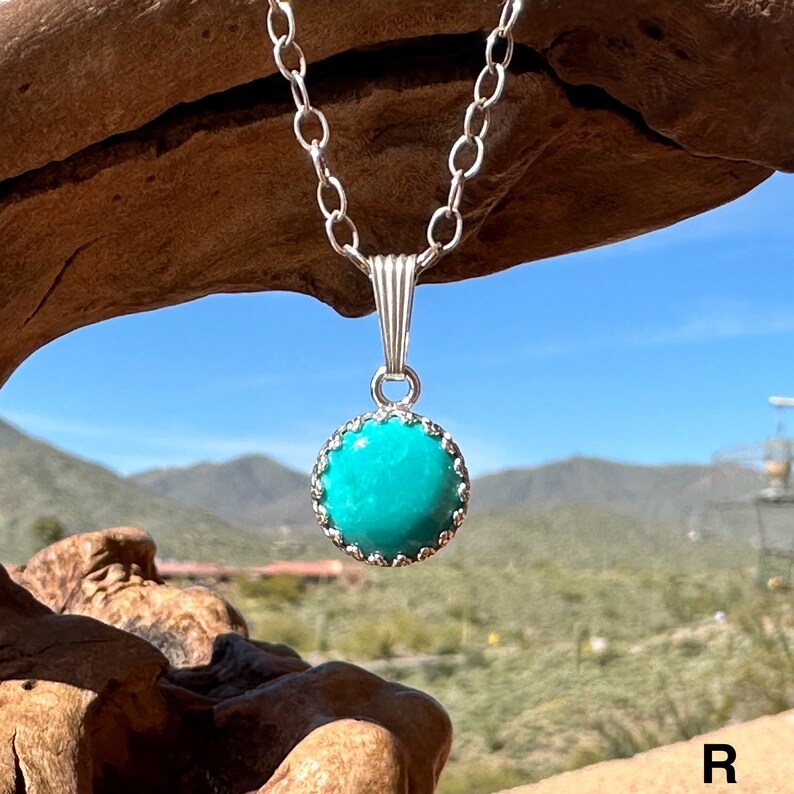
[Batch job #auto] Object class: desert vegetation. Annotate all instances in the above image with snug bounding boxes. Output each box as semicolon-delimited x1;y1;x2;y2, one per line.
226;538;793;794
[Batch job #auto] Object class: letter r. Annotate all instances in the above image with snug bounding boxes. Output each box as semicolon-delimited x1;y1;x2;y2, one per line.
704;743;737;784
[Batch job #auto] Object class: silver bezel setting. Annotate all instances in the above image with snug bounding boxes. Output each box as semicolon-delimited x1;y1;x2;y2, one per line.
310;406;470;566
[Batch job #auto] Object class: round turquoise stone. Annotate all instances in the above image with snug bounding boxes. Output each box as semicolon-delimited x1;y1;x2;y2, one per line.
319;415;464;560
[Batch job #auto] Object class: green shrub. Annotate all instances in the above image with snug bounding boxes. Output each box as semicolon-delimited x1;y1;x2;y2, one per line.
573;689;735;771
677;637;706;657
239;574;304;604
391;609;434;653
662;575;724;623
483;718;507;752
461;648;489;669
446;602;484;626
30;515;66;551
421;659;458;684
338;623;396;660
437;760;532;794
431;624;464;655
215;543;788;790
559;587;585;604
249;612;315;652
729;603;794;718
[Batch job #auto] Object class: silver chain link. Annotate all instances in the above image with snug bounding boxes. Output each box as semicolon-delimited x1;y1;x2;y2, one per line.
266;0;523;274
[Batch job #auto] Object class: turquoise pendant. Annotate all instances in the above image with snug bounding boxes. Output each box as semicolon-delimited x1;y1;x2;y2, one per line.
311;405;469;566
311;252;470;566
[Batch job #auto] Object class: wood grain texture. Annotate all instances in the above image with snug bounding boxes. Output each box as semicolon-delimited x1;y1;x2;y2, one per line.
0;0;790;385
14;527;249;666
1;528;452;792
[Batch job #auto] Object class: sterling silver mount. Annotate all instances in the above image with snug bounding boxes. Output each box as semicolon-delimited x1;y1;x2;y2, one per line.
308;252;471;566
371;254;418;378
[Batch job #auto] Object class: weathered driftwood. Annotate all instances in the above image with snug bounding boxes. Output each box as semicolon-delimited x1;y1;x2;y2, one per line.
1;0;792;384
2;528;451;793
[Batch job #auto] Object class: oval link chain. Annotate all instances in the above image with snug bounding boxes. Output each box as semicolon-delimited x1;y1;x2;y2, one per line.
265;0;523;273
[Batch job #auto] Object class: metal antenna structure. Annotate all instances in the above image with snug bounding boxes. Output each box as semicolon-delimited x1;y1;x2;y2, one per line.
708;397;794;589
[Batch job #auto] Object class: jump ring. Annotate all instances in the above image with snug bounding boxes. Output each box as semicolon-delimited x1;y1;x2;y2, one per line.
371;365;422;409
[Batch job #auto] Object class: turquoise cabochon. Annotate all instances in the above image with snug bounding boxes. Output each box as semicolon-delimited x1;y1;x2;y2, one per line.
316;413;467;562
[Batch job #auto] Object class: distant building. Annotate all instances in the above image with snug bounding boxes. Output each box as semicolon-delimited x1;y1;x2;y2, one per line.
155;560;236;582
156;558;359;586
251;559;345;581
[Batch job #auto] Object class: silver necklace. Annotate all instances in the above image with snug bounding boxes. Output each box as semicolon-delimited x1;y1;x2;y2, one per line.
266;0;523;566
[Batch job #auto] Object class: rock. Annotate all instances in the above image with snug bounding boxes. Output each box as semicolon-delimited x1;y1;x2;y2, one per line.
13;527;248;666
0;0;790;384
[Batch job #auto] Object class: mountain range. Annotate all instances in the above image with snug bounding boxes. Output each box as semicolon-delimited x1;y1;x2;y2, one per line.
475;456;762;528
0;418;260;563
0;417;764;565
130;455;312;528
130;445;762;537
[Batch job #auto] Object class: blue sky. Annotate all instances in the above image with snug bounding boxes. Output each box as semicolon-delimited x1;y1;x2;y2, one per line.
1;172;792;477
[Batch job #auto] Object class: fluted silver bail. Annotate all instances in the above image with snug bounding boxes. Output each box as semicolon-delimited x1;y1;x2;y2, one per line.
369;254;418;379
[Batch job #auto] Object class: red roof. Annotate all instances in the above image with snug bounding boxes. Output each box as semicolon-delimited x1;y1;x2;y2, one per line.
156;561;233;578
250;560;345;578
156;559;345;579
